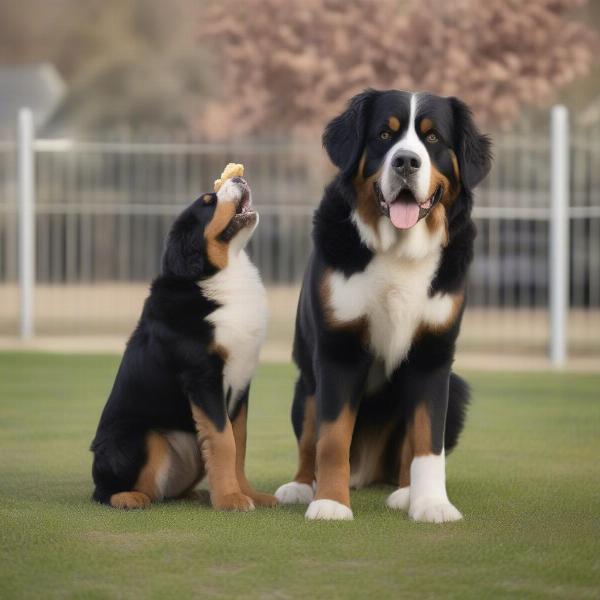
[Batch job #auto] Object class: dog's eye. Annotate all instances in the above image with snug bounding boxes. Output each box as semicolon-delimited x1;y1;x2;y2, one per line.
426;132;439;143
379;131;391;141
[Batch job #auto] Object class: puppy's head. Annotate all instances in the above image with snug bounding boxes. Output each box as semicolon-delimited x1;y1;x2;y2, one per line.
162;177;258;279
323;89;491;235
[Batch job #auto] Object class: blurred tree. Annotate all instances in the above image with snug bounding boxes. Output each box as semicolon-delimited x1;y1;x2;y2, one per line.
198;0;599;138
0;0;215;135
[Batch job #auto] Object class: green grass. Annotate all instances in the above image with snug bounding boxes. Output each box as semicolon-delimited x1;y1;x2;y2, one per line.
0;353;599;600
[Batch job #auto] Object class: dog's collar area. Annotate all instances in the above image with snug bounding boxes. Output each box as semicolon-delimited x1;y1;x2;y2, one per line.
373;182;442;224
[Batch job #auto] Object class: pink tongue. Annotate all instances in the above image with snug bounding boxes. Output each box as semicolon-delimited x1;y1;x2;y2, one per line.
390;202;420;229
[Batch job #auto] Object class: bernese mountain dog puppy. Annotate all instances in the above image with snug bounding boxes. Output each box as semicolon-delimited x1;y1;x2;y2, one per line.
275;89;492;522
91;177;276;511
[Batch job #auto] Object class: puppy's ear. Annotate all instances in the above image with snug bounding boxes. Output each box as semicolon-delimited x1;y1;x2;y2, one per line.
450;97;492;190
323;88;378;177
162;227;204;280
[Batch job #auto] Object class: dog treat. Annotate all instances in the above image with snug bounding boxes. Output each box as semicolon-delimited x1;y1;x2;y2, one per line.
213;162;245;192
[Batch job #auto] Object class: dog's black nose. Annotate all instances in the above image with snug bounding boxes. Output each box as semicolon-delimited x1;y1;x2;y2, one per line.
392;151;421;177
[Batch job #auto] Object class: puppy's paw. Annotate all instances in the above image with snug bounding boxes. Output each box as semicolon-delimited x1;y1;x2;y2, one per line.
109;491;151;509
214;492;255;512
247;490;278;508
409;498;462;523
305;499;353;521
386;486;410;511
275;481;314;505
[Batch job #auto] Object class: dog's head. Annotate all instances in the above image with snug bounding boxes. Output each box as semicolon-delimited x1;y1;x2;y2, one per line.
323;89;491;244
162;177;258;279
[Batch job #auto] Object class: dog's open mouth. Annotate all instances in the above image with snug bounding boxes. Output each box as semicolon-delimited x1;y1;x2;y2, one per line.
217;180;258;242
229;180;256;227
235;187;253;216
381;185;443;230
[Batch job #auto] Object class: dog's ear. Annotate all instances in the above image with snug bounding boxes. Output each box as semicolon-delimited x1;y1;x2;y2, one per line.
323;89;378;177
162;224;204;280
450;97;492;190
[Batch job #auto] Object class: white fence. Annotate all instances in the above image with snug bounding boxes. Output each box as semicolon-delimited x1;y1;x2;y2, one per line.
0;107;599;364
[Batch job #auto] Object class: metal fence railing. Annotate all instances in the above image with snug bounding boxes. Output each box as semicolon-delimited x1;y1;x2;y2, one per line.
0;108;599;362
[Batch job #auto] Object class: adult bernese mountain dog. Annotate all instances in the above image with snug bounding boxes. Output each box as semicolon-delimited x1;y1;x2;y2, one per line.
91;177;277;511
275;89;492;522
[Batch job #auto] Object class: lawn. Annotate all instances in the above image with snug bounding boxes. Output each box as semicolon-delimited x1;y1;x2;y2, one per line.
0;353;599;600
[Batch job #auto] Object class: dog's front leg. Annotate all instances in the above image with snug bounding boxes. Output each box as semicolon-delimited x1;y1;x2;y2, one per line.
305;352;370;521
387;363;462;523
230;388;278;507
182;369;254;512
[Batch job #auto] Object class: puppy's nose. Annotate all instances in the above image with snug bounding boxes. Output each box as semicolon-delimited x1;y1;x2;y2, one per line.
392;151;421;177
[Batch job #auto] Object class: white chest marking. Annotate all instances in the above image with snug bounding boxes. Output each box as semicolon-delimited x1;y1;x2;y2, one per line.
199;251;268;410
327;233;453;374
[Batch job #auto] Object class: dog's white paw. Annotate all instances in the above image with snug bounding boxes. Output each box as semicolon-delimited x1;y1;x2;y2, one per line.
305;499;353;521
274;481;314;505
386;486;410;511
409;498;463;523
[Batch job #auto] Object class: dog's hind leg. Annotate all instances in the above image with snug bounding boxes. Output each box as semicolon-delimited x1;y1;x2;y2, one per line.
95;431;168;509
94;430;203;509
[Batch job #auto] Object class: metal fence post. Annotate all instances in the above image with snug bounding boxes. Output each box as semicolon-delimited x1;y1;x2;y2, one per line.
18;108;36;339
549;105;569;368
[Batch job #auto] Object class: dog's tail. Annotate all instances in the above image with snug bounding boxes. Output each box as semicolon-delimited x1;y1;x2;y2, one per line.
445;372;470;453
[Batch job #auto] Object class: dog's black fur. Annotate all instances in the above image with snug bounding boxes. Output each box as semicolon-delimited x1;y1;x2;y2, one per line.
91;195;224;504
290;89;491;490
90;186;265;508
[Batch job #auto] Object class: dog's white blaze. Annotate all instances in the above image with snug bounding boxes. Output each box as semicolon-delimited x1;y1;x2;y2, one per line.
327;240;453;374
408;451;462;523
200;250;268;412
380;93;431;205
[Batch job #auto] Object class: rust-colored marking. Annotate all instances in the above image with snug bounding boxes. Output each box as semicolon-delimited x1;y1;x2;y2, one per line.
416;291;465;339
388;116;400;131
189;403;254;511
398;432;413;487
204;201;236;270
209;342;229;362
420;118;434;134
293;395;317;485
133;431;170;501
231;404;277;507
411;403;433;457
320;269;368;337
425;165;451;242
353;151;383;244
109;491;151;509
314;404;357;507
450;150;460;181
